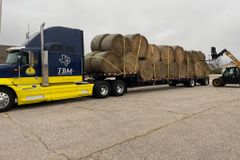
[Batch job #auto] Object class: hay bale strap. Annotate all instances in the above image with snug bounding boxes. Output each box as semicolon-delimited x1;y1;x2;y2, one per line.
168;47;170;79
92;56;123;74
153;64;157;81
134;36;142;71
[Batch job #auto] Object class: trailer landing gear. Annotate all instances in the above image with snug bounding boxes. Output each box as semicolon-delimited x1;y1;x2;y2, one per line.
200;78;209;86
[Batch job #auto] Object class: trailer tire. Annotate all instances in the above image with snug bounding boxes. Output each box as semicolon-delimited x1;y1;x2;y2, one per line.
212;78;222;87
93;81;111;98
111;80;126;96
186;79;195;87
0;88;15;112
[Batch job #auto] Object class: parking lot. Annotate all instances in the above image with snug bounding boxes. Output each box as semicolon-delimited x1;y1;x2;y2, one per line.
1;76;240;160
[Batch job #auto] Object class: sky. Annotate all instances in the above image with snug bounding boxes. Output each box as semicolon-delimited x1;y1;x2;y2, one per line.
0;0;240;63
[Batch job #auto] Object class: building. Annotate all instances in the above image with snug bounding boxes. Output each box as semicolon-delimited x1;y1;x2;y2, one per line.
0;45;13;63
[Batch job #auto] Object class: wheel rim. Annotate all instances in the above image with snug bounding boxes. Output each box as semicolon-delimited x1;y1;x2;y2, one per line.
100;85;109;96
116;84;124;94
214;80;220;86
190;79;195;86
0;92;10;109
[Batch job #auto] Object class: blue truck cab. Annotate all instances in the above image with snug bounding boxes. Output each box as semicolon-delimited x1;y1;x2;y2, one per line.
0;26;94;112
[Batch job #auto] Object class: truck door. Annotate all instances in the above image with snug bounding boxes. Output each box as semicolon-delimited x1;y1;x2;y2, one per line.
13;51;41;85
235;68;240;84
222;67;239;84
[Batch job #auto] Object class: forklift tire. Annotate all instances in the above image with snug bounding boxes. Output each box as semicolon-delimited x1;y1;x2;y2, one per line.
212;78;222;87
93;81;111;98
111;80;126;96
0;88;15;112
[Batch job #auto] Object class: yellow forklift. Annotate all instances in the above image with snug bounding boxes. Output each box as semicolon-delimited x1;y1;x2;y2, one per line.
211;47;240;87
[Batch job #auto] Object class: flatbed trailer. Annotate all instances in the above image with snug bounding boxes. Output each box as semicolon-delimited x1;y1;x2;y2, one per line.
86;72;209;98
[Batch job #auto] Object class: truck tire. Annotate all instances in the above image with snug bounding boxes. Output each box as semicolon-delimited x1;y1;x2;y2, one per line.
212;78;223;87
0;88;15;112
201;78;209;86
93;81;111;98
111;80;126;96
186;79;195;87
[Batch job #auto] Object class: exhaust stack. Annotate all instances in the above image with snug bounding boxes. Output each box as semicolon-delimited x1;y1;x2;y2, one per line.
40;23;49;87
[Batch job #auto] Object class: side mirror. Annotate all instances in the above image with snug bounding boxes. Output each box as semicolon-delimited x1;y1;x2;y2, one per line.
28;51;35;67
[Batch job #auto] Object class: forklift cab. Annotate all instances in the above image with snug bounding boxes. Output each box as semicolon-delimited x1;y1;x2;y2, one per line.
222;67;240;84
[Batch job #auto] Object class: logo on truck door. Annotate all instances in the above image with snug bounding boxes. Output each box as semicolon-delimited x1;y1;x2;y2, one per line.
58;54;73;75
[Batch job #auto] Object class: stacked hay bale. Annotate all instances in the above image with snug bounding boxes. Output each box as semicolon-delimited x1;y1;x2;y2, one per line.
86;33;153;80
85;33;210;80
186;50;210;77
156;45;174;78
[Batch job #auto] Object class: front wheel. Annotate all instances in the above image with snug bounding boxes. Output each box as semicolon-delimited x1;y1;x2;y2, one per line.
0;88;15;112
212;78;222;87
93;81;111;98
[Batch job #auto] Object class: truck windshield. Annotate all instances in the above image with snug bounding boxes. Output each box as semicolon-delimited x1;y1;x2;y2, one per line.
6;51;19;64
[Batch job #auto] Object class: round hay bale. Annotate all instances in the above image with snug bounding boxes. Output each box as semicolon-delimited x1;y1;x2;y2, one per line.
195;62;205;77
126;34;148;59
91;51;122;73
203;62;210;77
146;44;160;64
190;50;206;62
154;61;168;79
172;46;186;64
158;45;175;64
91;34;110;51
122;52;139;73
186;51;195;64
84;51;101;73
169;62;179;78
101;34;131;55
196;51;206;61
139;60;153;80
190;51;199;63
178;63;187;78
187;63;195;77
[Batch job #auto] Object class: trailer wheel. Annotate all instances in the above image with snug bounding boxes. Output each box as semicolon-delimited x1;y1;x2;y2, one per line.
93;81;111;98
212;78;222;87
187;79;195;87
111;80;126;96
201;78;209;86
0;88;15;112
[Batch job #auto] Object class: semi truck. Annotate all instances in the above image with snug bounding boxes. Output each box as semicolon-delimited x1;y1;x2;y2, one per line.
0;24;209;112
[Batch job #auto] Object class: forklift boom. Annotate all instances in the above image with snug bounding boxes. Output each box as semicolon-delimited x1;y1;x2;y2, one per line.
211;47;240;68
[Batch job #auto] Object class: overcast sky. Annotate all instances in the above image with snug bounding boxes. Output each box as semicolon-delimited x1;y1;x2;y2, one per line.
0;0;240;62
